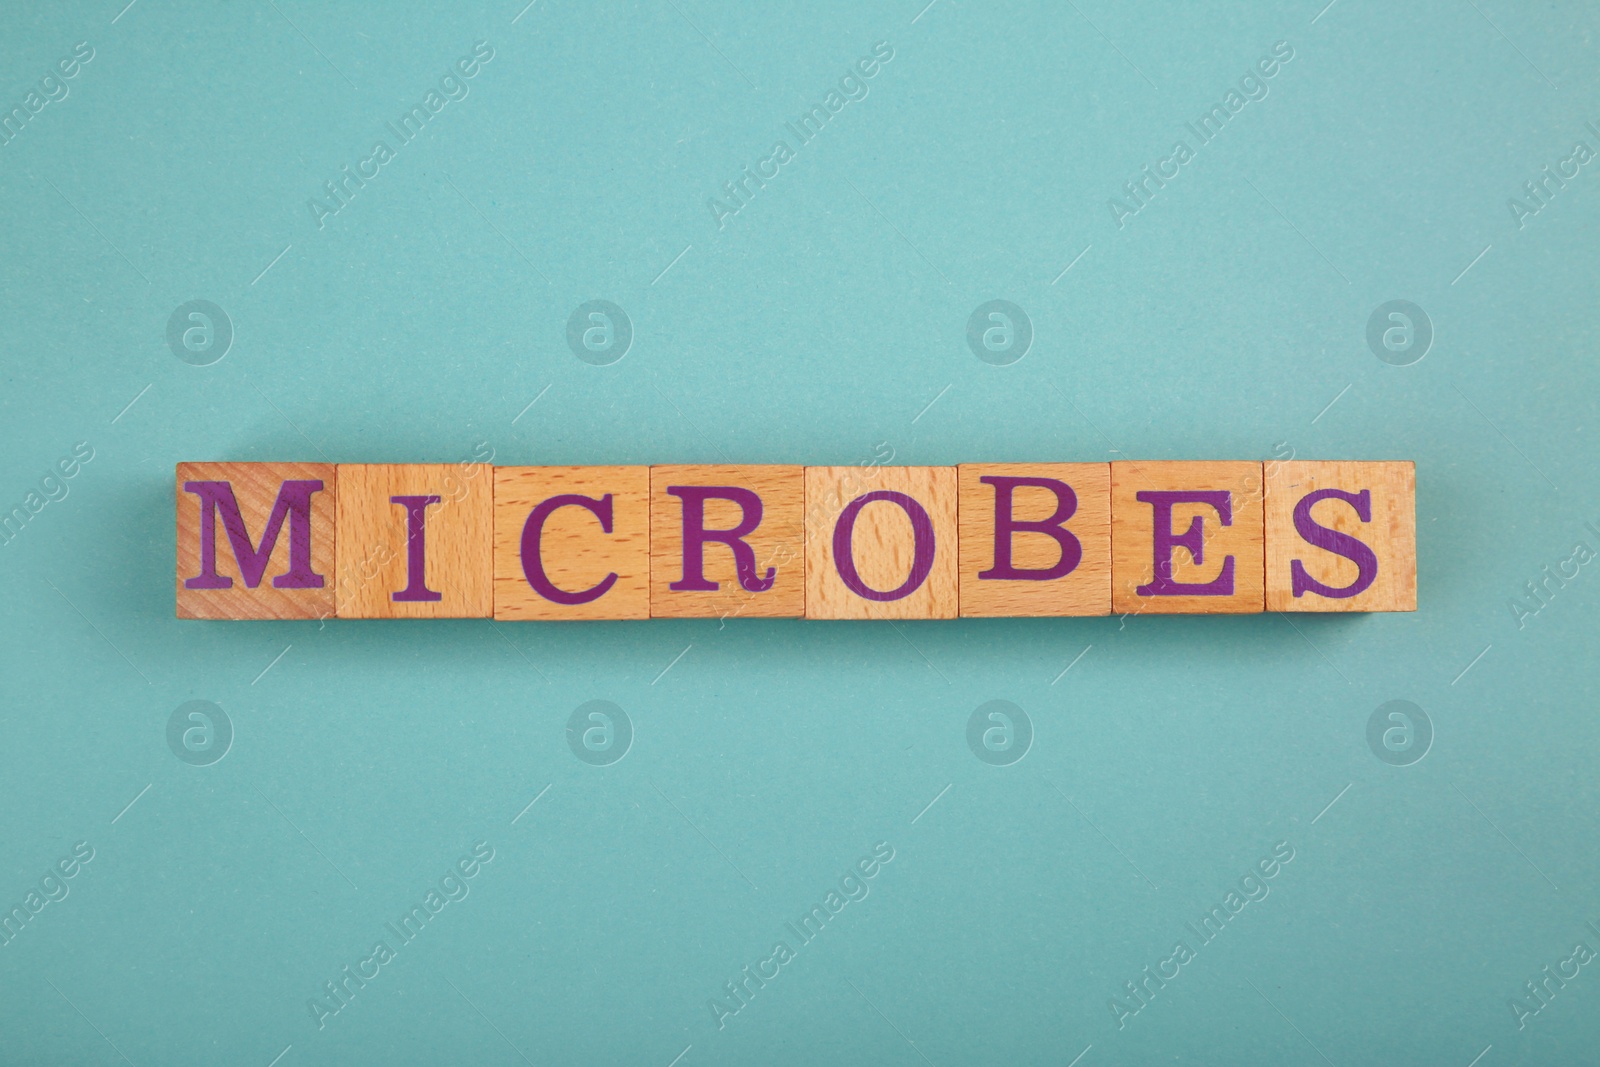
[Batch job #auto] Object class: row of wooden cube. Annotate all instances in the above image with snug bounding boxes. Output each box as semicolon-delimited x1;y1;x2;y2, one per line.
175;460;1416;620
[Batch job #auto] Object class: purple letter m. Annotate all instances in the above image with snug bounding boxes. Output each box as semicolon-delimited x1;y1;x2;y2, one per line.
183;479;326;590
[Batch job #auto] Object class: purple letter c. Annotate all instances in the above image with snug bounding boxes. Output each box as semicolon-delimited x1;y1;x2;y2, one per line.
521;493;618;605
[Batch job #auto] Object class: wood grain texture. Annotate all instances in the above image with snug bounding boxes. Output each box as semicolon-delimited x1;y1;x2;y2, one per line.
804;466;958;620
1264;460;1416;612
650;465;805;618
1111;461;1264;615
335;464;493;618
494;466;650;620
176;462;336;620
958;463;1111;617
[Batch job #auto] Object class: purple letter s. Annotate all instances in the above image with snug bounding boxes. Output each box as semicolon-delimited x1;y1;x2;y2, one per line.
1290;488;1378;599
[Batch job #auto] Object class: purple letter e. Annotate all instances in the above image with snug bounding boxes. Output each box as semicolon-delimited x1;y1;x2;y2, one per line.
1135;490;1234;597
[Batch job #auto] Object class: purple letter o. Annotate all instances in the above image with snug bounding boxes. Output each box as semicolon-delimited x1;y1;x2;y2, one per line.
832;490;935;602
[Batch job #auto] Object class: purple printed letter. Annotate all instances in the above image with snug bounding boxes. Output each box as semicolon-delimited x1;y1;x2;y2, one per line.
183;479;325;590
390;495;442;602
978;475;1081;581
1135;490;1234;597
667;486;775;593
833;490;935;601
1290;488;1378;599
521;494;618;605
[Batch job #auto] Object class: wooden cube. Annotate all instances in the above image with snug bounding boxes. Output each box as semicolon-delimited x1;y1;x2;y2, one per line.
804;466;958;620
1264;460;1416;612
494;466;650;620
650;465;805;618
176;462;337;620
335;464;493;618
1111;461;1264;615
959;463;1111;617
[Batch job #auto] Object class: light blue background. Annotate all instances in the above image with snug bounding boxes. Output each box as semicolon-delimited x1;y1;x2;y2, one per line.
2;1;1598;1064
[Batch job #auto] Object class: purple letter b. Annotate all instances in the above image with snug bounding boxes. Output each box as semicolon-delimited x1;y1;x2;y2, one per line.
977;475;1081;581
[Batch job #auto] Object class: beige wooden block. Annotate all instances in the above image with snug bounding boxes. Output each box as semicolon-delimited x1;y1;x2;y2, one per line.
1111;461;1264;615
177;462;337;620
650;465;805;619
494;466;650;620
804;466;958;620
335;464;493;618
1264;460;1416;612
959;463;1111;617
